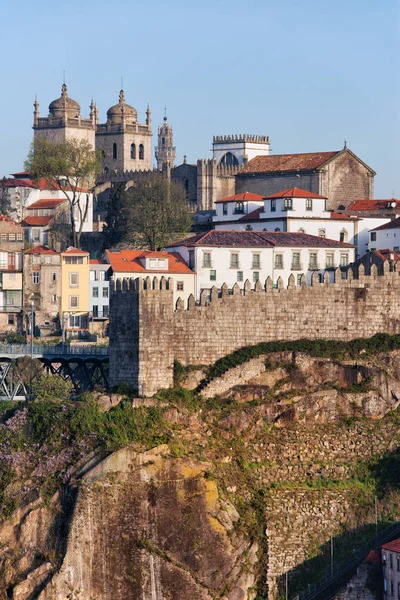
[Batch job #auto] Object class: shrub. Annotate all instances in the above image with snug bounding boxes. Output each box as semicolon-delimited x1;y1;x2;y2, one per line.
31;374;74;403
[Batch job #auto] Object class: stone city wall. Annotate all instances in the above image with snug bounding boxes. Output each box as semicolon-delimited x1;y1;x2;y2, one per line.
109;263;400;395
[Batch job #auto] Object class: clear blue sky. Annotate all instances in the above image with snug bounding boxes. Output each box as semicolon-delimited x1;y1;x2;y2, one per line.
0;0;398;197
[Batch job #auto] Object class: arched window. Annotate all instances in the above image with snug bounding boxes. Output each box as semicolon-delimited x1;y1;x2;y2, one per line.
139;144;144;160
234;201;245;214
104;166;109;175
100;149;106;160
274;227;281;232
130;143;136;159
298;227;306;233
340;228;348;243
162;137;165;146
112;143;117;160
318;228;326;238
245;224;253;231
219;152;239;167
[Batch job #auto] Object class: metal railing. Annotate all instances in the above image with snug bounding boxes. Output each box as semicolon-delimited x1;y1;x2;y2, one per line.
0;344;109;356
291;521;400;600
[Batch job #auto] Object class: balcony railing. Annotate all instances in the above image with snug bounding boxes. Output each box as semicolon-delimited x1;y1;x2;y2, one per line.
308;264;320;271
291;263;303;270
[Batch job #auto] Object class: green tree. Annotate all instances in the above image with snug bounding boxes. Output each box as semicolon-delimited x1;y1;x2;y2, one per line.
48;209;72;251
126;173;193;250
102;182;131;248
25;136;100;248
0;177;12;216
32;373;74;403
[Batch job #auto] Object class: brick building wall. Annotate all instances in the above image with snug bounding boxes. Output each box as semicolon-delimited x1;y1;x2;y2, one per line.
110;264;400;395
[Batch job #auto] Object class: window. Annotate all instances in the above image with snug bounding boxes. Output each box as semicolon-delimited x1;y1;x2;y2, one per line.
223;203;228;215
149;259;157;268
8;234;15;241
52;294;57;302
340;253;348;267
188;250;195;269
271;199;276;212
103;287;109;298
309;252;318;269
64;256;84;264
340;229;348;243
283;198;293;210
237;271;243;282
9;273;15;280
69;273;79;287
69;315;81;328
326;253;334;268
397;556;400;571
130;143;136;159
210;270;216;281
203;252;212;268
234;201;245;214
371;232;377;241
93;287;99;298
275;254;283;269
98;270;106;281
253;271;259;283
158;259;165;268
16;233;23;241
139;144;144;160
230;253;239;268
90;270;96;281
390;554;393;570
52;272;57;281
32;229;40;241
0;234;5;242
292;252;301;269
69;296;79;308
297;274;303;286
44;256;51;264
93;305;99;318
318;229;326;238
391;580;394;596
103;305;109;318
252;254;261;269
176;281;184;291
8;315;14;325
162;137;165;145
33;272;40;285
113;143;117;160
306;198;313;211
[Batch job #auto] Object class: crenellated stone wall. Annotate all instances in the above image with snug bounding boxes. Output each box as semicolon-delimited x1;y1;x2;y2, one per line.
109;263;400;395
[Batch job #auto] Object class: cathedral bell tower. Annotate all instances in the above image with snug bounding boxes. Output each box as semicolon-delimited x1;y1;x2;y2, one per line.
155;109;176;171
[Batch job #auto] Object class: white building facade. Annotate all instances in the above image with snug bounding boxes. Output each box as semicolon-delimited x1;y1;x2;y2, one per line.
369;217;400;252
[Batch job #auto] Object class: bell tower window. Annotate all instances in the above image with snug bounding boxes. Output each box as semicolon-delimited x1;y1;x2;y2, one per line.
113;143;117;160
139;144;144;160
130;143;136;159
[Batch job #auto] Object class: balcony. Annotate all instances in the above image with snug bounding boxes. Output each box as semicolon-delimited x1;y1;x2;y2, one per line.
308;264;320;271
291;263;303;270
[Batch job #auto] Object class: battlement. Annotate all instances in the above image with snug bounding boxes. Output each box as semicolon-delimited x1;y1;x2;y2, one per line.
109;262;400;395
213;134;270;144
196;158;244;175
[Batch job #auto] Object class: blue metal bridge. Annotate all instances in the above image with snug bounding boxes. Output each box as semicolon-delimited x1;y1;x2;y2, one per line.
0;344;109;400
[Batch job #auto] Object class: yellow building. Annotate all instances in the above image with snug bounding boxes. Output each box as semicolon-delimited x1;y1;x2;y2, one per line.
61;247;90;333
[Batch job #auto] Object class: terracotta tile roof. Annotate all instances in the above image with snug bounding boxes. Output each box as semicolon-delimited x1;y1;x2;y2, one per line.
239;152;339;174
25;245;58;255
0;215;16;223
330;211;359;220
27;198;67;210
264;188;327;199
373;249;400;261
215;192;265;204
382;539;400;553
11;171;30;177
238;207;264;222
365;548;381;564
89;259;102;264
2;178;35;189
371;216;400;231
21;216;54;226
106;249;194;274
62;247;89;255
346;199;400;212
168;230;354;249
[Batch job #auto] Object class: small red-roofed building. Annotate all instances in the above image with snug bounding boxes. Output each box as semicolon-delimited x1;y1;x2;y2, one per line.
61;247;90;338
382;539;400;597
23;246;61;336
106;249;195;306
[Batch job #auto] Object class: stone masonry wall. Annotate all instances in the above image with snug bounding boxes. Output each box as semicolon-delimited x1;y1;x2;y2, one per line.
109;263;400;395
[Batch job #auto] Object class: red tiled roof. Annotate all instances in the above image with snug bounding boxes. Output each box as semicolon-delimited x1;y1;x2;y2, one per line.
11;171;30;177
89;259;102;264
21;216;54;227
373;249;400;261
365;548;381;564
106;249;194;274
382;539;400;553
264;188;327;199
346;199;400;212
25;245;58;255
330;212;359;220
27;198;67;210
239;152;339;174
371;217;400;231
238;207;264;222
215;192;265;204
167;230;354;249
62;247;89;255
0;214;16;223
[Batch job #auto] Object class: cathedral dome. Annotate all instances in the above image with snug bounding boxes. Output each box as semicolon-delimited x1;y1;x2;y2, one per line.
49;84;81;118
107;90;137;124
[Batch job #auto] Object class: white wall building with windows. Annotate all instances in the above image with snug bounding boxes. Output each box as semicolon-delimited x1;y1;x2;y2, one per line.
89;260;111;320
369;217;400;252
167;230;355;300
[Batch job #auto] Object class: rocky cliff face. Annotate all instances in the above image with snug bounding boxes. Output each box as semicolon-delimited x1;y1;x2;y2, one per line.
2;347;400;599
